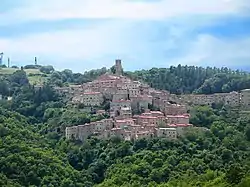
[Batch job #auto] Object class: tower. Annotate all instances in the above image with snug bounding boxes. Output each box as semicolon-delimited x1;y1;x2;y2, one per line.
35;57;37;65
7;57;10;68
0;52;3;65
115;59;122;76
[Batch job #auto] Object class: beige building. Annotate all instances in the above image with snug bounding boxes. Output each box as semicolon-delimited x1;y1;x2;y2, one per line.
117;107;132;119
225;91;241;106
181;91;241;107
166;114;190;124
66;118;114;141
156;128;177;139
111;99;132;112
65;126;78;139
163;103;187;115
241;89;250;107
137;115;165;126
113;89;129;101
167;124;193;137
81;92;104;106
136;131;154;139
115;119;134;129
141;111;164;117
129;88;141;97
110;128;127;139
131;95;153;112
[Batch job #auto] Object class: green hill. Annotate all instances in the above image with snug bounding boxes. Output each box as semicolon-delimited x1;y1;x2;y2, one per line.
0;68;48;85
0;64;250;186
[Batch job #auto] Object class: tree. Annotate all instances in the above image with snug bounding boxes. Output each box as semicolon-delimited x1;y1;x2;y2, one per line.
40;65;54;74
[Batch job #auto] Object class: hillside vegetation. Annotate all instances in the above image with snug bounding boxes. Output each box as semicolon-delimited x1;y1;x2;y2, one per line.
126;65;250;94
0;65;250;186
0;67;50;85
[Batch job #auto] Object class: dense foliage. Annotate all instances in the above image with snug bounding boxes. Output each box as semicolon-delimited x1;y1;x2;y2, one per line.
1;65;250;186
126;65;250;94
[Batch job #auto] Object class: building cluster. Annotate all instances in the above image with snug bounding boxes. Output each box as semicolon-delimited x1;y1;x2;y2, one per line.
66;109;192;141
65;60;194;141
63;60;250;142
180;89;250;108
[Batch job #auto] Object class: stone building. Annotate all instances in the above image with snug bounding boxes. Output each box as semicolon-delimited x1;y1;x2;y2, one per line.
136;115;165;126
113;89;129;101
81;92;104;106
115;59;123;76
110;99;132;112
181;91;241;107
135;131;154;139
167;124;193;137
65;118;114;141
163;103;187;115
65;126;78;139
115;119;134;129
156;128;177;139
117;107;132;119
241;89;250;107
166;114;190;124
130;95;153;113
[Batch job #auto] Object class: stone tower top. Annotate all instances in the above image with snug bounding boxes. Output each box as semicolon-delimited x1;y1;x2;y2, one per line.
115;59;122;76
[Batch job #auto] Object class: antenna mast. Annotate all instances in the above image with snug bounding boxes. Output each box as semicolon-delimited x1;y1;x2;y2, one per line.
8;57;10;68
35;57;37;65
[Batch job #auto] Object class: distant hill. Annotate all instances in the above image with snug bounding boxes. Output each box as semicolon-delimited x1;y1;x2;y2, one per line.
228;65;250;72
0;67;47;85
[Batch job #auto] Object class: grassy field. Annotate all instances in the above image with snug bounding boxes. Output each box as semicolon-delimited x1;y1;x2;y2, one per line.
0;68;43;75
0;68;48;85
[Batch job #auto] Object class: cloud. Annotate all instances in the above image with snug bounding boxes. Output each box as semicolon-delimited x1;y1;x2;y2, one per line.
0;0;249;26
169;34;250;68
0;0;249;72
0;20;143;70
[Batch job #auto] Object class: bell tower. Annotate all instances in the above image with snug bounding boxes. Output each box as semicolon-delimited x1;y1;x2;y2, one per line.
115;59;122;76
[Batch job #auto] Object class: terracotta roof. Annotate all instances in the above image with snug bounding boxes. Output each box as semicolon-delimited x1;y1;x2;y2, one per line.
167;124;192;127
116;119;134;123
138;116;158;119
166;115;189;118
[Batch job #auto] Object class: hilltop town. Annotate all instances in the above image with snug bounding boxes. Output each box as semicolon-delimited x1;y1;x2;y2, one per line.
56;60;250;142
1;59;250;187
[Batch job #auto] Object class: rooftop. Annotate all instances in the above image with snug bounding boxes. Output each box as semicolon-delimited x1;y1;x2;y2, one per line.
138;116;158;119
167;124;193;127
159;128;176;130
116;119;134;123
166;115;189;118
112;100;131;103
83;92;101;95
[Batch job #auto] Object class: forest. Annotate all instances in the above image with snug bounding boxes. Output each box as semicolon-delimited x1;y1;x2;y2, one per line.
0;65;250;186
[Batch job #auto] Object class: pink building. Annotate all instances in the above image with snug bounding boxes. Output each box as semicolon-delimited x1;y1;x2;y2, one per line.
141;111;164;117
115;119;134;129
137;115;164;126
